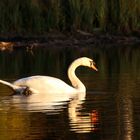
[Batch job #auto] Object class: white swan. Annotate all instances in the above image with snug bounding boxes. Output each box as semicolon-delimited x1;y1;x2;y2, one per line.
0;57;98;95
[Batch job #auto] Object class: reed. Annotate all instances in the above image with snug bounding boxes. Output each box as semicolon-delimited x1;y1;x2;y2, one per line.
119;0;140;33
0;0;139;35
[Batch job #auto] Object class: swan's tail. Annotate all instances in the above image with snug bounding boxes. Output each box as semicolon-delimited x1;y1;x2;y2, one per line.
0;79;19;91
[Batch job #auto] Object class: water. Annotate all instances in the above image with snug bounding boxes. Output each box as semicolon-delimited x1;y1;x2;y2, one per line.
0;45;140;140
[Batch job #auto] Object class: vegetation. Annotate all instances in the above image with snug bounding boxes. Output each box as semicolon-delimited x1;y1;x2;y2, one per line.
0;0;139;35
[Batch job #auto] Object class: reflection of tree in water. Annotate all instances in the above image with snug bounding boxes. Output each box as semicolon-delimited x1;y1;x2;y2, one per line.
0;108;31;140
119;94;133;140
117;72;135;140
0;45;140;79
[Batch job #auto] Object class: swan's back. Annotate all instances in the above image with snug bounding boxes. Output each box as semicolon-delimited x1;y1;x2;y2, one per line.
13;76;76;93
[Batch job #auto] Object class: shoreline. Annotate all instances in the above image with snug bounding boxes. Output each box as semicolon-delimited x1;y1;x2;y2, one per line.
0;31;140;51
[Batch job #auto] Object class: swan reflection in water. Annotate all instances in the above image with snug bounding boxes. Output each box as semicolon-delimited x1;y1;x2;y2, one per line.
68;96;99;133
8;90;100;134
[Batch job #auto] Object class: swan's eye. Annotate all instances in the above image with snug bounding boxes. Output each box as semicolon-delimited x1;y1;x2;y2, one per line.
90;60;96;67
90;61;93;67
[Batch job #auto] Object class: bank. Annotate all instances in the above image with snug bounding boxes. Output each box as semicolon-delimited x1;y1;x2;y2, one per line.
0;30;140;51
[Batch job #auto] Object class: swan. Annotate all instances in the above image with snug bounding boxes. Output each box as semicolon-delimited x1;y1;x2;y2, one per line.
0;57;98;95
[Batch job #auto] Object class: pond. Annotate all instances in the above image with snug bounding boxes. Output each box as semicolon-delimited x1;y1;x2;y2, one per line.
0;44;140;140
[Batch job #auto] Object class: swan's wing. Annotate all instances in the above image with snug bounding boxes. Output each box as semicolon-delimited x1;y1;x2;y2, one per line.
0;79;32;95
13;76;75;93
0;79;19;91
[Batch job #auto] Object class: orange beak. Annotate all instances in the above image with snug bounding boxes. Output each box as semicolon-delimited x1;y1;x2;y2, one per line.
91;65;98;71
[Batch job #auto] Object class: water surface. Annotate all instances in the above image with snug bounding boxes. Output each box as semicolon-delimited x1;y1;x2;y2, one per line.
0;45;140;140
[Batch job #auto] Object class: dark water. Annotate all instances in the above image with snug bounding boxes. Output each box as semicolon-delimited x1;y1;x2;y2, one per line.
0;45;140;140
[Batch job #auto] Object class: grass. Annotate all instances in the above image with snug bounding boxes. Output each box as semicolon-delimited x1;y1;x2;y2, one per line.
0;0;139;35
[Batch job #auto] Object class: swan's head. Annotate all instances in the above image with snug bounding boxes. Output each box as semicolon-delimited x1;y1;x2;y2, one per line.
79;57;98;71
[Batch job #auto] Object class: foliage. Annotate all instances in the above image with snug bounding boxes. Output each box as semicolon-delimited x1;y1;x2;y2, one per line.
0;0;139;35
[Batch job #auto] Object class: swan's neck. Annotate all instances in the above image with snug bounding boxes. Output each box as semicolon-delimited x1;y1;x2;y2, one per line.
68;60;86;92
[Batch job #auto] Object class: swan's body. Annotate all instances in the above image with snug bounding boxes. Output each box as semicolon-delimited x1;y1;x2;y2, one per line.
0;57;98;97
13;76;76;93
